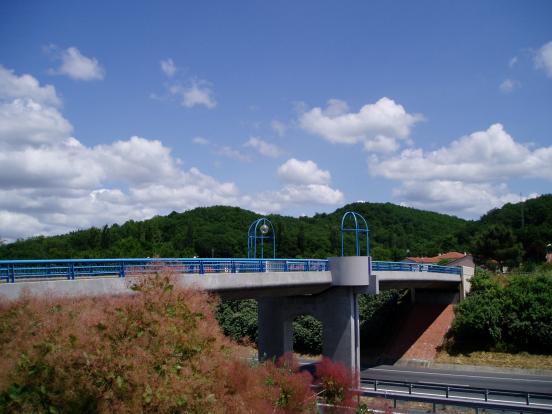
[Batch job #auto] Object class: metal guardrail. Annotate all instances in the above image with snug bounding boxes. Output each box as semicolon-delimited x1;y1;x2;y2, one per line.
360;379;552;413
371;261;462;275
0;258;329;283
0;258;462;283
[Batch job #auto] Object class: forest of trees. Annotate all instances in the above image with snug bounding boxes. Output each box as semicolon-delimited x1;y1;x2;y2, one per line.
1;195;551;267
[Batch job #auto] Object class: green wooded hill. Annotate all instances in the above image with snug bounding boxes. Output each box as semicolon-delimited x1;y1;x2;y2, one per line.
1;195;550;263
477;194;552;264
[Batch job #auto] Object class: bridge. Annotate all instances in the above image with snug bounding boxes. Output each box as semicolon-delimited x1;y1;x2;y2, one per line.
0;256;473;374
0;256;469;298
0;212;474;374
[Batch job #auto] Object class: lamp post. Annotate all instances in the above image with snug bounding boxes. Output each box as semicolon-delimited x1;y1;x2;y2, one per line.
247;218;276;259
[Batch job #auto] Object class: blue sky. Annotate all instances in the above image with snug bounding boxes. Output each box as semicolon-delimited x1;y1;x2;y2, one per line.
0;1;551;241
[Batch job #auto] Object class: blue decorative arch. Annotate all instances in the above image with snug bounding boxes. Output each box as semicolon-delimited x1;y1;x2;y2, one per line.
247;218;276;258
340;211;369;256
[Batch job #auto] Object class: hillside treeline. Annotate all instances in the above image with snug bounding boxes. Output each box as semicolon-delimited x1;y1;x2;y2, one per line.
1;195;551;266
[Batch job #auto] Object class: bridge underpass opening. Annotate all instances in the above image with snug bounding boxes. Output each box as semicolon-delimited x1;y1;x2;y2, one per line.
292;314;323;358
360;288;459;366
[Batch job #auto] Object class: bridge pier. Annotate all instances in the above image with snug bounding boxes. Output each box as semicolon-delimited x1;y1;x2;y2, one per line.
258;286;362;372
258;256;370;373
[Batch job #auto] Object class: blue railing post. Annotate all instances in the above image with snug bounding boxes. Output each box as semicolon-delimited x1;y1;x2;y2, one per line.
9;264;15;283
68;263;75;280
231;260;236;273
199;260;204;275
119;262;126;278
260;260;265;272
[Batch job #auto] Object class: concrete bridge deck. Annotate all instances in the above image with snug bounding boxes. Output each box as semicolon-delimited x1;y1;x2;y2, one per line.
0;256;473;372
0;257;470;301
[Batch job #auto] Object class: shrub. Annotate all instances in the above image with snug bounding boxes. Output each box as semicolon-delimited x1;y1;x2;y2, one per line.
0;270;317;413
216;299;259;343
448;271;552;354
293;315;323;355
314;357;359;410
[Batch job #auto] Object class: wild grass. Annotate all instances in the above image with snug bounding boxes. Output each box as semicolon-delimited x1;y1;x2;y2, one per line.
435;349;552;371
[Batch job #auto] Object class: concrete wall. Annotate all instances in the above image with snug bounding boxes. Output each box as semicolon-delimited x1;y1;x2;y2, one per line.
0;271;333;301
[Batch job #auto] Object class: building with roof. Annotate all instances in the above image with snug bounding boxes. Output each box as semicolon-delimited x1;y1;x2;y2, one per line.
401;252;475;268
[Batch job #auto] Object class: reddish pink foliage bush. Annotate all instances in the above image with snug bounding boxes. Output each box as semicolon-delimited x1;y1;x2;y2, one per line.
314;357;359;409
0;270;316;413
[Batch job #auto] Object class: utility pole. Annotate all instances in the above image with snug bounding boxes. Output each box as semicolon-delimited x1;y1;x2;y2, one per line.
520;193;525;231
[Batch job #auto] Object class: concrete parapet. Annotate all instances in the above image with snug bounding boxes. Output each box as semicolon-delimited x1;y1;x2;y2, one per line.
328;256;370;286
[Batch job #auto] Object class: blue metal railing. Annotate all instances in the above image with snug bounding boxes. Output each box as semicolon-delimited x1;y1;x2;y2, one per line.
0;258;329;283
0;258;461;283
371;261;462;275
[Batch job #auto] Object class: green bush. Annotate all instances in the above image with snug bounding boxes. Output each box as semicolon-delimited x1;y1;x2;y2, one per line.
293;316;323;355
449;271;552;354
216;299;258;343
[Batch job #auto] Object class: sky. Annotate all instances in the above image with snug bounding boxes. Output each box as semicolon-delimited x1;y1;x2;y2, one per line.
0;1;551;242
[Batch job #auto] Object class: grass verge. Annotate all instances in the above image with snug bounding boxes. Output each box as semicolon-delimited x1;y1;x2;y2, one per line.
435;350;552;371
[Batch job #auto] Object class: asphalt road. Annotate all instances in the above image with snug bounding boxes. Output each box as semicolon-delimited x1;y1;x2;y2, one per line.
360;364;552;395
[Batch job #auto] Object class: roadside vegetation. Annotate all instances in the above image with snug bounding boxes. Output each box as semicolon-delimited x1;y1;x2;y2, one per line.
0;269;371;413
0;270;365;413
440;266;552;366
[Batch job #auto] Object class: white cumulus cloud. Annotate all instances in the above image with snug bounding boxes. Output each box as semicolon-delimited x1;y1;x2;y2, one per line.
51;46;105;81
369;123;551;217
299;97;422;153
271;120;287;136
192;136;209;145
170;79;217;109
0;66;60;106
160;58;176;77
535;40;552;78
370;124;552;182
499;78;520;93
277;158;331;185
244;137;283;158
0;68;239;241
0;67;348;241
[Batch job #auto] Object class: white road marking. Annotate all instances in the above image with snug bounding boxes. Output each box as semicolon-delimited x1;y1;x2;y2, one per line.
367;367;552;384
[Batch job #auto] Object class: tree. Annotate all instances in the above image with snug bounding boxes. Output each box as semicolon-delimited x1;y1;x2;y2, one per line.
472;224;523;270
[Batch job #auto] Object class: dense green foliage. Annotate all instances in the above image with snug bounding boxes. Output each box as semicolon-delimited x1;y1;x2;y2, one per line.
216;300;259;344
477;194;552;264
472;224;523;269
2;195;551;265
0;202;468;260
448;268;552;354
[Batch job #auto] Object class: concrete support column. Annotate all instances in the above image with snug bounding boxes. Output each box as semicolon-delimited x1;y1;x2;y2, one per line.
257;286;361;374
319;287;360;374
410;287;416;304
258;297;293;361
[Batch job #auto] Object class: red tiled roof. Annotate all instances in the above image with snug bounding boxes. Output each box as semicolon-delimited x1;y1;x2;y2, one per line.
437;252;465;260
405;252;467;264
